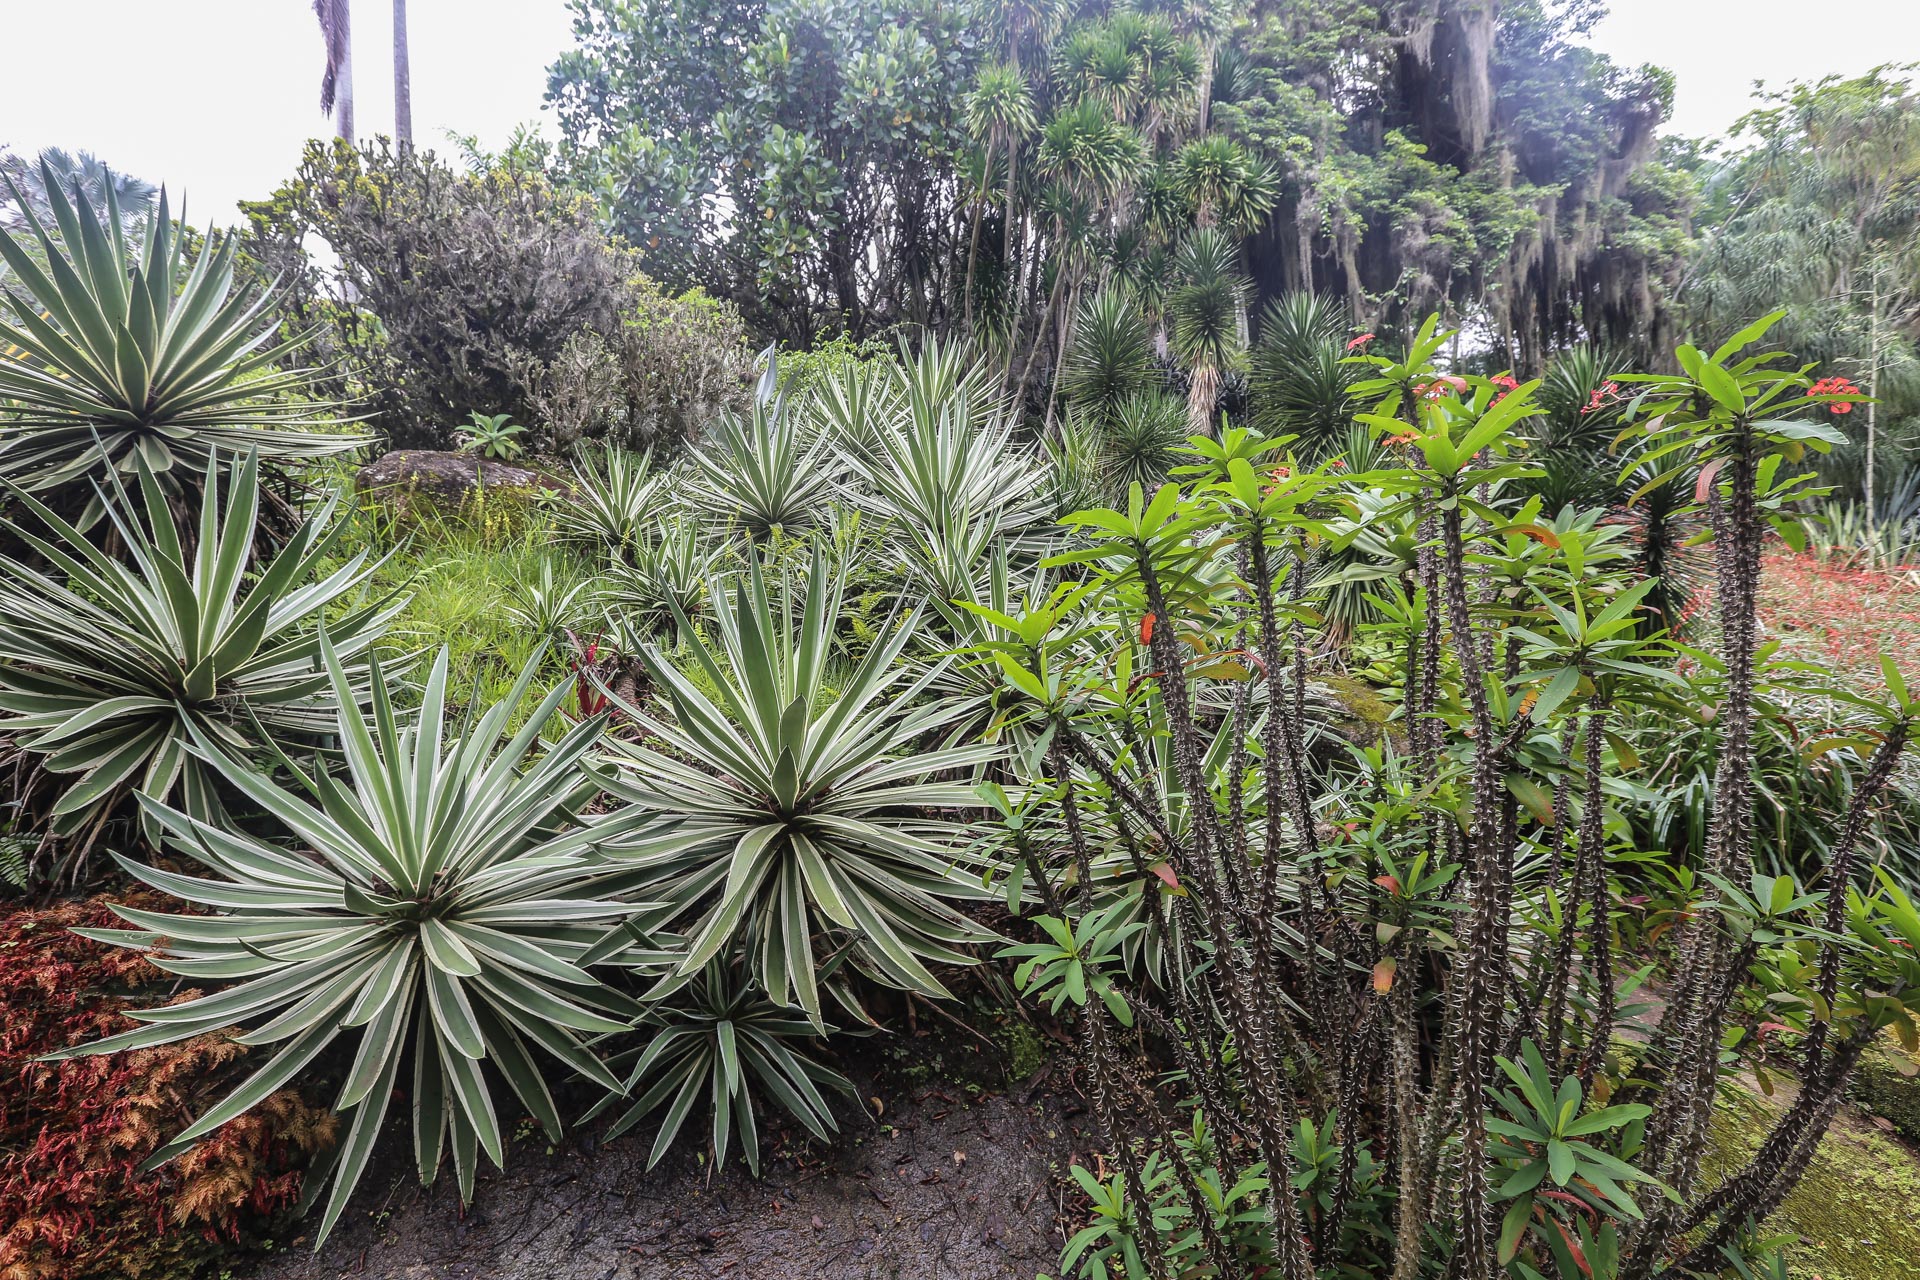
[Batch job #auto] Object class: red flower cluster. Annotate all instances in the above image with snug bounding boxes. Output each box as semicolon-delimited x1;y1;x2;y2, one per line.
1579;381;1623;416
1345;333;1375;352
1490;373;1519;404
1807;375;1861;414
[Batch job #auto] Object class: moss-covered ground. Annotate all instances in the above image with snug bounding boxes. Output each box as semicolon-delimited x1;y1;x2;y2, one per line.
1707;1086;1920;1280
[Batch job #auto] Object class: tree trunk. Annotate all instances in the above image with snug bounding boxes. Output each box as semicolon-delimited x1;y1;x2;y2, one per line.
393;0;413;150
336;1;355;143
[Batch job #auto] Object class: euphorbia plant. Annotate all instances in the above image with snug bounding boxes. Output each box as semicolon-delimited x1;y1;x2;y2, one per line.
977;313;1908;1280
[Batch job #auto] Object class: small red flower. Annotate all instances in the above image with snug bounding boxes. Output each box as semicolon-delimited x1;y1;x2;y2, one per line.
1346;332;1375;352
1807;375;1861;415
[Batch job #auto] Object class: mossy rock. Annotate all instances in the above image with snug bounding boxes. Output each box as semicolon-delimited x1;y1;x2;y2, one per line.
1316;674;1394;747
1706;1087;1920;1280
355;450;568;536
1850;1031;1920;1144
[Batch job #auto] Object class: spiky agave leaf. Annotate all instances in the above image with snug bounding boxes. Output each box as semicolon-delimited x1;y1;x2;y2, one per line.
0;451;400;850
49;645;665;1244
597;549;1001;1027
0;161;364;519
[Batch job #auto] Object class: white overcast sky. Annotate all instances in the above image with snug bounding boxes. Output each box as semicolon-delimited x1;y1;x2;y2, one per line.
1;0;1916;225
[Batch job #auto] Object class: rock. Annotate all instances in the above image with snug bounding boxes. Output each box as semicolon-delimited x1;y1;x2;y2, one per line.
354;450;569;517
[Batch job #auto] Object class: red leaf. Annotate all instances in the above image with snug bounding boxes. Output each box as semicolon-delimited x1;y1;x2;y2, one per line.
1552;1218;1592;1277
1372;958;1396;993
1694;457;1729;506
1373;874;1402;894
1139;613;1156;645
1148;862;1180;890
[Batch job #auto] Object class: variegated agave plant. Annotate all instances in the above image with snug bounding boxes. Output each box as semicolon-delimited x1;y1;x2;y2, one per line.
52;646;662;1242
0;161;362;521
596;550;1001;1026
0;452;399;855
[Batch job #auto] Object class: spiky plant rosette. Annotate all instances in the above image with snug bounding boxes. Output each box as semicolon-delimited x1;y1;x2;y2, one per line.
0;452;400;848
595;550;1001;1026
50;646;663;1242
687;394;839;542
0;162;363;519
587;956;853;1174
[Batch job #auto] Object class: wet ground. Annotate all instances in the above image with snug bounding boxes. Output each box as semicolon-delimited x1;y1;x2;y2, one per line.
252;1034;1089;1280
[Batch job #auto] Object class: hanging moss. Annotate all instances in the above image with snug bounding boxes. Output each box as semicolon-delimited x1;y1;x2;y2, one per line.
1705;1089;1920;1280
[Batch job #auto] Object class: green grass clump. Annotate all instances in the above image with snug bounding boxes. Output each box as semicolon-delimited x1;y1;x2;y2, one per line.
330;496;604;733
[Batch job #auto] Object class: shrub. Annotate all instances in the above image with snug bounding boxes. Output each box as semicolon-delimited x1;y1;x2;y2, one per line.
241;141;749;454
0;893;334;1280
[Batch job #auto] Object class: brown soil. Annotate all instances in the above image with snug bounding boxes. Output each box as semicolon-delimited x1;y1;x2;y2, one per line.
252;1056;1090;1280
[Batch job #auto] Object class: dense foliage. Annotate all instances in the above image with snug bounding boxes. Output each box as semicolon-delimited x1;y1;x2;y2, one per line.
241;141;752;453
1683;70;1920;513
545;0;1690;372
5;17;1920;1280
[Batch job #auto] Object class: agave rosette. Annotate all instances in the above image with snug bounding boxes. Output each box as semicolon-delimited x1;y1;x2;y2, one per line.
54;646;664;1241
0;162;363;511
596;551;1001;1025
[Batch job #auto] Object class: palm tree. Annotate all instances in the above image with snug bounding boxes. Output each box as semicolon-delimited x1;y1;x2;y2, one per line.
313;0;355;143
0;149;155;234
392;0;413;149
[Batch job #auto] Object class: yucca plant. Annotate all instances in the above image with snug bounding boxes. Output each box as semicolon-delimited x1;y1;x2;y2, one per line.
0;162;361;522
51;646;662;1242
597;551;1000;1026
0;452;399;857
1060;286;1156;423
1251;292;1365;457
588;958;852;1174
1168;226;1249;437
549;446;662;562
1097;391;1188;494
688;397;838;542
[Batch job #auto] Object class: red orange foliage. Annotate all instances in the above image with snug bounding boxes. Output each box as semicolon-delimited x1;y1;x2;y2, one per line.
0;894;336;1280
